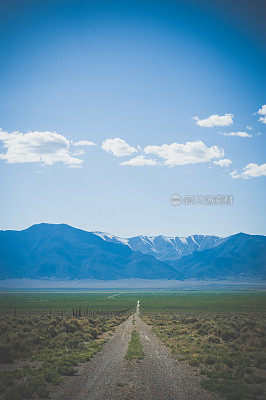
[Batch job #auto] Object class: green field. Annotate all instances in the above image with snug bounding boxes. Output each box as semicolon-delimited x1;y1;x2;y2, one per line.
0;292;137;315
0;293;136;400
139;291;266;400
0;291;265;400
138;291;266;313
2;290;264;311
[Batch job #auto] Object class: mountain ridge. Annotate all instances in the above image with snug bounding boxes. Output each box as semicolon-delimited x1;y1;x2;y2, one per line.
171;232;266;280
0;224;265;282
92;231;225;261
0;223;182;281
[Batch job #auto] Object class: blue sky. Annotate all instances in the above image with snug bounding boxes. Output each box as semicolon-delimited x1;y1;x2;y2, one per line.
0;0;265;237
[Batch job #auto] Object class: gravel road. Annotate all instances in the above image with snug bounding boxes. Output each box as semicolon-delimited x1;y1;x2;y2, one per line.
51;302;220;400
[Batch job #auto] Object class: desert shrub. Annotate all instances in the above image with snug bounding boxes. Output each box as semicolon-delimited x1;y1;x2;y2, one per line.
0;308;128;399
141;306;265;400
184;317;198;324
220;330;238;341
0;346;14;363
0;323;9;334
208;335;220;344
41;368;62;384
57;363;76;376
244;374;265;384
188;357;200;367
4;386;23;400
21;376;48;399
255;355;266;369
88;328;98;339
66;336;81;349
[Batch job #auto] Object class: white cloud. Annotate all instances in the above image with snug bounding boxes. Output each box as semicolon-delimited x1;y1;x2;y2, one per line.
246;126;252;130
101;138;137;157
230;163;266;179
72;140;96;146
259;116;266;124
120;155;157;166
69;164;82;169
213;158;232;167
144;140;224;166
0;129;93;167
242;163;266;178
257;105;266;124
72;149;85;156
221;131;252;138
193;113;233;128
230;171;241;179
257;105;266;115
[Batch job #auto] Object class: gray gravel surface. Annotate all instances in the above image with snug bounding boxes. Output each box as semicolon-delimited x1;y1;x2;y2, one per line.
51;315;134;400
51;304;220;400
132;313;219;400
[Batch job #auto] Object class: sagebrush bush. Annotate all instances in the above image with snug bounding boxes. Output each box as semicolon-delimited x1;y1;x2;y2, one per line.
0;312;128;399
141;310;265;400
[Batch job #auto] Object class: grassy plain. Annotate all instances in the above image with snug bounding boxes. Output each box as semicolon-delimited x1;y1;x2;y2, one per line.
0;293;135;400
0;291;265;400
0;292;135;314
140;291;266;400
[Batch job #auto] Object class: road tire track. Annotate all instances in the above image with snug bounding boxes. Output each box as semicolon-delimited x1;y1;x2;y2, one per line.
51;316;134;400
133;313;220;400
51;304;220;400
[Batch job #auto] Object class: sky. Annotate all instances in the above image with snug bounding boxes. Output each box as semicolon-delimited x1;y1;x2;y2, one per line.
0;0;265;237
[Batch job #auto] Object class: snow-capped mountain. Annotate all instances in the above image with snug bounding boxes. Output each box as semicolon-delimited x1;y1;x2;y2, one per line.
92;232;225;262
1;225;265;282
0;224;182;281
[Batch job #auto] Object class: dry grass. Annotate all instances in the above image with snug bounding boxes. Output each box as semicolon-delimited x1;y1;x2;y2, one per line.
0;313;127;399
142;311;266;400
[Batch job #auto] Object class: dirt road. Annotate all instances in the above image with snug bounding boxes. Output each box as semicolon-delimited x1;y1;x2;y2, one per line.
52;303;219;400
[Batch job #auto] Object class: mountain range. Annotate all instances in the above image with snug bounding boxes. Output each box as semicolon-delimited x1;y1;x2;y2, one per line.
0;224;181;280
93;232;224;261
172;233;266;280
0;224;265;281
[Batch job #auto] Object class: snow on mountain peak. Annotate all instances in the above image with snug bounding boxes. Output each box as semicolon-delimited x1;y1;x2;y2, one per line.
92;232;223;262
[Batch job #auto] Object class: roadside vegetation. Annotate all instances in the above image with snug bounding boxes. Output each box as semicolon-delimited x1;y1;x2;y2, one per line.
140;292;266;400
1;291;265;400
125;330;144;360
0;293;135;400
